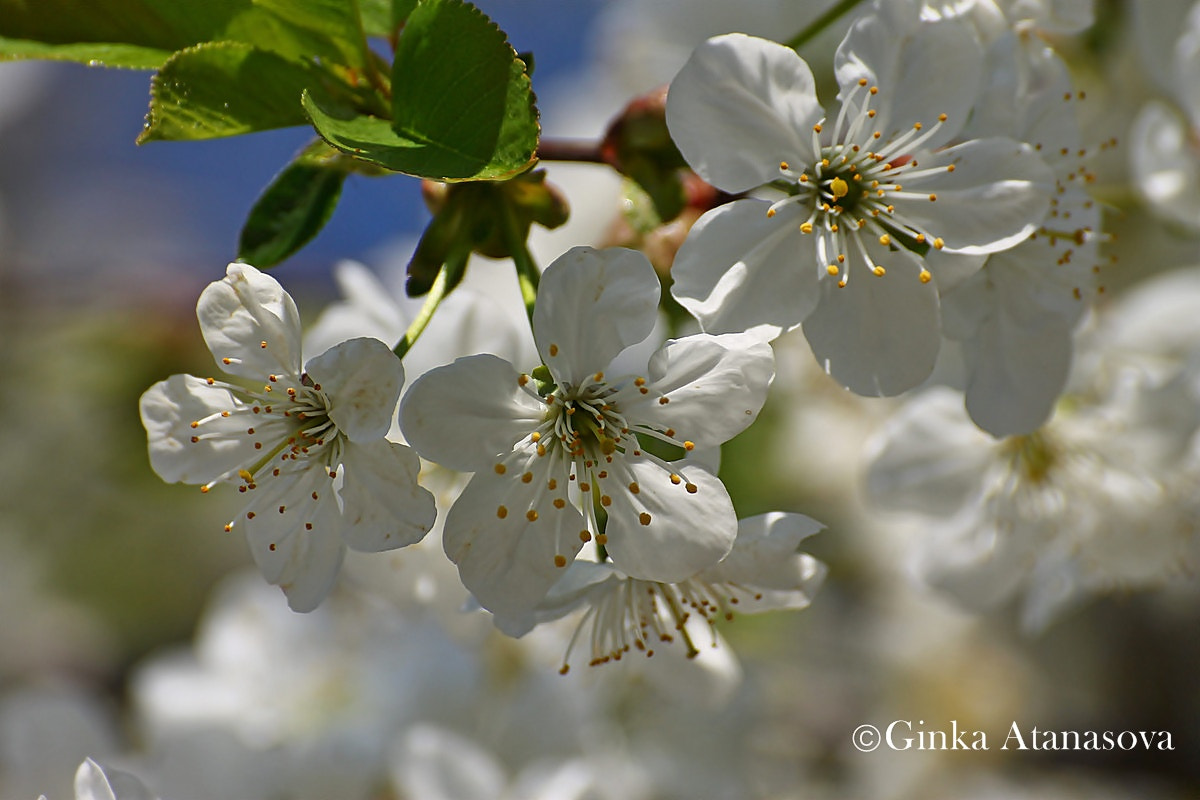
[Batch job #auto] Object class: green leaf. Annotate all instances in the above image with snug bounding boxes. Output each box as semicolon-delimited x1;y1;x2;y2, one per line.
0;36;169;69
305;0;537;181
0;0;369;72
239;141;348;268
359;0;418;37
140;42;321;142
389;0;538;180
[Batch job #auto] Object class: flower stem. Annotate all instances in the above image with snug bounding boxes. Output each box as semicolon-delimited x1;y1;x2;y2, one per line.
393;248;469;360
498;201;541;326
784;0;867;51
537;138;606;164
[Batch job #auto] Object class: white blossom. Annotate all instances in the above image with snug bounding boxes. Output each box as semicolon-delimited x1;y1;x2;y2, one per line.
532;513;826;672
400;246;774;633
139;263;436;612
667;7;1053;396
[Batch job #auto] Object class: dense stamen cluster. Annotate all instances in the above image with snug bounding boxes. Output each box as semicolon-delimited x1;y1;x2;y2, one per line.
188;364;341;534
505;362;701;568
557;574;766;674
767;78;953;287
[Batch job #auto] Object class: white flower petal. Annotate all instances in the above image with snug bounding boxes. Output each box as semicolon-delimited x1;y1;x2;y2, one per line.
442;466;586;636
241;468;346;612
337;440;436;552
670;199;821;339
1130;101;1200;230
531;560;619;623
896;138;1053;254
802;246;941;397
197;263;303;380
961;312;1073;437
963;33;1081;170
400;354;546;473
391;725;507;800
623;333;774;449
835;2;981;146
697;512;825;595
864;386;993;515
304;260;408;357
305;337;404;442
533;247;660;386
75;758;158;800
602;460;735;582
666;33;823;193
139;374;257;484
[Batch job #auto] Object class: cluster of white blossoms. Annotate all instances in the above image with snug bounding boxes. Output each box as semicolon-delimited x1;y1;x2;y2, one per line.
866;266;1200;631
137;0;1126;668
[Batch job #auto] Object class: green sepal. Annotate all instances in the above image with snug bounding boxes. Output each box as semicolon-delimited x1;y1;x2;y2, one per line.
238;141;351;268
406;171;568;295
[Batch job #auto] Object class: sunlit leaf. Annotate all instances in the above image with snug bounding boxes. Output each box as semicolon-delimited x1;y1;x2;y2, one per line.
0;0;369;71
139;42;320;142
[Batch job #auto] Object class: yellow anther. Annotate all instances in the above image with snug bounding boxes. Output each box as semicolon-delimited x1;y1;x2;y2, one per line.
838;278;848;288
830;177;849;199
858;77;868;86
938;113;948;122
526;509;539;522
869;86;878;95
933;237;945;250
521;471;533;483
800;222;813;234
946;164;956;172
827;264;840;276
766;208;777;218
780;161;789;171
683;441;695;451
878;234;891;246
813;123;823;133
494;463;506;474
873;265;886;277
639;512;652;526
928;193;938;202
497;505;508;519
913;122;923;131
919;269;932;284
548;344;559;356
554;555;567;568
